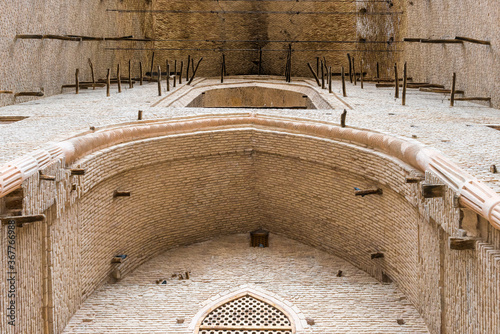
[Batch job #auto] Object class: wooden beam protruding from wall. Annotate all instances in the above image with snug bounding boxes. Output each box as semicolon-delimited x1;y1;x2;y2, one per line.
371;252;384;259
1;214;46;227
70;168;86;176
422;184;446;198
355;188;382;197
449;237;476;250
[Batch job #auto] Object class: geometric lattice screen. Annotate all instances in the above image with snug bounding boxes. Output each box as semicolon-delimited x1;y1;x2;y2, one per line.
197;295;294;334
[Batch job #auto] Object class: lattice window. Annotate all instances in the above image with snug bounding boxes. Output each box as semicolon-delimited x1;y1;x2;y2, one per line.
196;295;294;334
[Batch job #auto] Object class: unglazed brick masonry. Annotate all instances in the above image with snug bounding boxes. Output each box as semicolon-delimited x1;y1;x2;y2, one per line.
0;1;499;333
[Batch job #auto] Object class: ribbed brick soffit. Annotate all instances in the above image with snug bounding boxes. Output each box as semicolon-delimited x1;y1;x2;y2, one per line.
1;113;499;229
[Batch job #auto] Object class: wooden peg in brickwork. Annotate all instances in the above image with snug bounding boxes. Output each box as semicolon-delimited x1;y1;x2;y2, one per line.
139;61;143;85
223;54;227;76
75;68;79;94
106;69;110;97
88;58;95;90
328;66;332;93
316;57;320;78
360;60;364;89
455;36;491;45
113;190;131;197
355;188;383;196
221;55;224;83
347;53;352;83
117;64;122;93
307;63;320;86
149;52;155;82
422;184;445;198
186;55;191;81
394;63;399;98
174;60;177;87
15;91;44;97
341;66;347;97
129;60;133;89
179;61;183;84
370;252;384;259
321;60;325;89
40;174;56;181
352;57;356;86
376;62;380;83
340;109;347;127
70;168;86;176
402;62;407;105
450;72;456;107
354;188;383;197
1;214;46;227
284;51;289;82
138;110;143;120
187;57;203;85
405;176;424;183
166;62;170;92
157;65;162;96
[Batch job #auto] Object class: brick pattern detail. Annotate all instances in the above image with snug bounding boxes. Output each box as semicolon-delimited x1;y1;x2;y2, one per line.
0;128;498;333
63;234;430;333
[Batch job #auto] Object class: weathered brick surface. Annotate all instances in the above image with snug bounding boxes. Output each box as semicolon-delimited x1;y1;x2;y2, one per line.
0;0;152;108
63;234;430;333
153;0;357;77
401;0;500;108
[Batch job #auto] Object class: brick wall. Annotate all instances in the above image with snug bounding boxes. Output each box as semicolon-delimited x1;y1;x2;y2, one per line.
152;0;359;77
402;0;500;108
0;126;499;333
0;0;152;108
63;233;430;333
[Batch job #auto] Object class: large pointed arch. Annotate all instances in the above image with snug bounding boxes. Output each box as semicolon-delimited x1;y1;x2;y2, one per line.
189;287;305;333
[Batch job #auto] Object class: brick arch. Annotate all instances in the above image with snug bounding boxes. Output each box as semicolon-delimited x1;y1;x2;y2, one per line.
3;114;500;333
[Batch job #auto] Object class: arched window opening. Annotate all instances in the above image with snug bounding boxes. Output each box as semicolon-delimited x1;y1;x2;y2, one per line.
196;294;295;334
